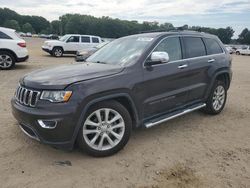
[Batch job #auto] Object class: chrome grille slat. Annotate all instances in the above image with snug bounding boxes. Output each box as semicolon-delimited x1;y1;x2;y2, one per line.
15;85;40;107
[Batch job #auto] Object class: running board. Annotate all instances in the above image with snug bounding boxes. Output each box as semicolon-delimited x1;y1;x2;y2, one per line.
144;103;206;128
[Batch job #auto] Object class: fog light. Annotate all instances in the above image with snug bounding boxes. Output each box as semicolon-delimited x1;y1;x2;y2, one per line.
38;120;57;129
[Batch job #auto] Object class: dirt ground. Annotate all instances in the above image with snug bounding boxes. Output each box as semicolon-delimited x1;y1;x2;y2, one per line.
0;38;250;188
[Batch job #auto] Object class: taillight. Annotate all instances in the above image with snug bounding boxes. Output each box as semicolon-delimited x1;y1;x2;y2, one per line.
17;42;26;48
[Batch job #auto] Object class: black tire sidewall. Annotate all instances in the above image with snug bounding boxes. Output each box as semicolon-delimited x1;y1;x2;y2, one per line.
205;80;227;114
77;100;132;157
0;51;15;70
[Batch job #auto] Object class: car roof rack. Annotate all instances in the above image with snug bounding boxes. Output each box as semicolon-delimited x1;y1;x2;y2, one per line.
138;26;202;34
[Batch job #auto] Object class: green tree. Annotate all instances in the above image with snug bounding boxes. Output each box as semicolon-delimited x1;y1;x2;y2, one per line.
3;19;20;31
22;23;34;33
51;20;61;35
238;28;250;44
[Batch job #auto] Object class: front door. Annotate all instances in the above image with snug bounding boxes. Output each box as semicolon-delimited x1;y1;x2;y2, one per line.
142;37;190;119
65;35;80;52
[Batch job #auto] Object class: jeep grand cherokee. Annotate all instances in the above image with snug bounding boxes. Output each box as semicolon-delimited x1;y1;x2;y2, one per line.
12;31;232;157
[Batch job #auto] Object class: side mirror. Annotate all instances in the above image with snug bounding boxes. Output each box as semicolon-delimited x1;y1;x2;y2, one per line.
146;51;169;66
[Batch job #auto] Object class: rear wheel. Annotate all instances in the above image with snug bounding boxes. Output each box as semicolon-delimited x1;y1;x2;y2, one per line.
52;47;63;57
77;100;132;157
236;51;240;55
203;80;227;115
0;51;15;70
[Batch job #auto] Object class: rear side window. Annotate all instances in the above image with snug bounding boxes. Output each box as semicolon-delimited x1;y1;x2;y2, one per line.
67;36;79;43
81;36;90;43
92;37;99;43
204;38;223;55
183;37;206;58
154;37;182;62
0;31;12;39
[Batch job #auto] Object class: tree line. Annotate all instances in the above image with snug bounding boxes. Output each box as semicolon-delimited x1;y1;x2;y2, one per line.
0;7;249;44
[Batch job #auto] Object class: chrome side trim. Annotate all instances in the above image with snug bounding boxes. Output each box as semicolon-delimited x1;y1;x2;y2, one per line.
19;124;40;141
145;103;206;128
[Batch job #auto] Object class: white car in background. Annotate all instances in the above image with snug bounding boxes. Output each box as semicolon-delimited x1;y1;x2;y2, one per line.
225;46;233;54
42;34;102;57
0;27;29;70
236;46;250;55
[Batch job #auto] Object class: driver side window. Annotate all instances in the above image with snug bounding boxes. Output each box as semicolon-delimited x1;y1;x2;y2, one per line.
67;36;80;43
154;37;182;62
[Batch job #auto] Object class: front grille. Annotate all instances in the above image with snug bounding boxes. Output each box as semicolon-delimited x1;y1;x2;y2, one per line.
15;85;40;107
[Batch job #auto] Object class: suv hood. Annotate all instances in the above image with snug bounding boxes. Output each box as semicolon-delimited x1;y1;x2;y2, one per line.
21;63;124;90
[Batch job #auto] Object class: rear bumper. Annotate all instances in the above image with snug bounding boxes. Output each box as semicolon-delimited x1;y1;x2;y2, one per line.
16;55;29;63
11;98;78;150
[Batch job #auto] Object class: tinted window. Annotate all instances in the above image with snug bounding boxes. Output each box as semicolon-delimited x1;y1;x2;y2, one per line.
67;36;79;43
0;31;12;39
154;37;182;61
92;37;99;43
183;37;206;58
81;36;90;43
204;38;223;55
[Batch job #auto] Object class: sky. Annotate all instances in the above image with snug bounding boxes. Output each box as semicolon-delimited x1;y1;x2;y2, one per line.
1;0;250;38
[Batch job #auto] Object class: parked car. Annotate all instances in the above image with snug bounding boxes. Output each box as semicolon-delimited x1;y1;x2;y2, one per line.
12;31;232;156
75;42;109;62
18;32;26;37
26;32;32;37
48;34;59;40
0;27;29;70
42;34;102;57
236;46;250;55
225;46;233;54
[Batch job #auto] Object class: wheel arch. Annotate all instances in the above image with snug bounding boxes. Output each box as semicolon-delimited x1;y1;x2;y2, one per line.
52;46;64;52
70;93;140;147
0;48;18;61
205;70;231;100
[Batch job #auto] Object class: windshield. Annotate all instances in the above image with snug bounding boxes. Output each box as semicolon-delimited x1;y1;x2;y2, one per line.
87;36;154;66
59;35;69;42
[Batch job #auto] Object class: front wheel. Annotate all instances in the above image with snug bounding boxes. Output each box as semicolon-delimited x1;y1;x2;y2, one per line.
236;51;240;55
77;101;132;157
203;80;227;115
52;47;63;57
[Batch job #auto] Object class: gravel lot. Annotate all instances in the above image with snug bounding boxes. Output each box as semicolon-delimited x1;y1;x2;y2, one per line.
0;38;250;188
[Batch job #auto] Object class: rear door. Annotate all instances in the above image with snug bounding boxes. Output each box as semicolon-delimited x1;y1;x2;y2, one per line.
80;36;92;49
183;36;223;103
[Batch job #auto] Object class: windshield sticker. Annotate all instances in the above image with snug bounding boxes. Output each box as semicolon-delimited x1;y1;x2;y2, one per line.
137;37;154;42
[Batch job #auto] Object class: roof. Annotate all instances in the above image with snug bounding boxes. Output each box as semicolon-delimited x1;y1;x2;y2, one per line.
126;30;217;39
0;27;15;32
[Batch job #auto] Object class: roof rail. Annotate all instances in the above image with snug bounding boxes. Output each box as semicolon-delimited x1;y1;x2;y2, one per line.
138;26;201;34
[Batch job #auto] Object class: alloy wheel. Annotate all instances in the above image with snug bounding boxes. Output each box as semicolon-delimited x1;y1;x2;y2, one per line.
212;85;225;111
0;55;13;68
83;108;125;151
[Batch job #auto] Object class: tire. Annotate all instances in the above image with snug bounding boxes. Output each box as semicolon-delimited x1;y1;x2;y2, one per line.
236;51;240;55
77;100;132;157
203;80;227;115
0;51;15;70
52;47;63;57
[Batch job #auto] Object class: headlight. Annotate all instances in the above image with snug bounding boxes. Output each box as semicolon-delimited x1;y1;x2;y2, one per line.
40;91;72;103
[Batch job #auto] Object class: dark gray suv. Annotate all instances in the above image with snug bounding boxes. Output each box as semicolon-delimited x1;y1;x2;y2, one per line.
11;31;232;156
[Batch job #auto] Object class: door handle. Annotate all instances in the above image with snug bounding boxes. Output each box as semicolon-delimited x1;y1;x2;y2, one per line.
178;64;188;69
208;59;215;63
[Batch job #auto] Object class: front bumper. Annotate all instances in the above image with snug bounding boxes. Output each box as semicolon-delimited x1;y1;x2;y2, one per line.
42;46;52;54
11;98;79;150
